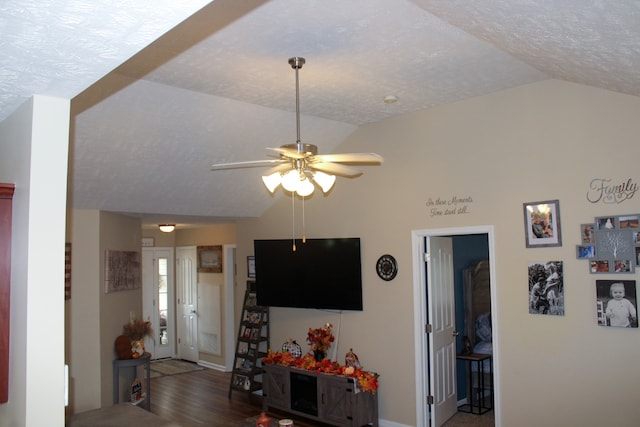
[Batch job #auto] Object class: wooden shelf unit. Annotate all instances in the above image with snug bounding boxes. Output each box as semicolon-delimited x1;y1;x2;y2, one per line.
229;282;270;398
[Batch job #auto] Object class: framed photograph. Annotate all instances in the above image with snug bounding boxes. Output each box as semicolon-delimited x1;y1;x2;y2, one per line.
618;215;639;229
197;245;222;273
247;256;256;278
590;260;610;273
528;261;564;316
580;223;595;244
242;326;252;339
595;280;638;328
576;245;596;259
594;228;635;274
523;200;562;248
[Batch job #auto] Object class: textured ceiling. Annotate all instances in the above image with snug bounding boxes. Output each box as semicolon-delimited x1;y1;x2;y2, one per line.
3;0;640;228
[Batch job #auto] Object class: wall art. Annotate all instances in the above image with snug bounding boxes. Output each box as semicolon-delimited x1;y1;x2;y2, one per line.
595;280;637;328
523;200;562;248
65;243;71;300
104;250;141;293
197;245;223;273
247;256;256;278
528;261;564;316
579;214;639;274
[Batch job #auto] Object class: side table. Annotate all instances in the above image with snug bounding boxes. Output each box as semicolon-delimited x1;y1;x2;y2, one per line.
113;352;151;410
456;352;492;415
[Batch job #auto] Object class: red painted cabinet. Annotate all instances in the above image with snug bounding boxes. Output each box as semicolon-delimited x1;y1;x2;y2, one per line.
0;183;15;403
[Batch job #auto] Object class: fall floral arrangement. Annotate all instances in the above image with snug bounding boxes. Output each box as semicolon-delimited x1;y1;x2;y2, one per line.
122;318;153;341
263;350;379;394
306;323;335;354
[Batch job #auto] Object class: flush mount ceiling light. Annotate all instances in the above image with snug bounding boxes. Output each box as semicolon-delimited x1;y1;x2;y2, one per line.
159;224;175;233
210;57;384;197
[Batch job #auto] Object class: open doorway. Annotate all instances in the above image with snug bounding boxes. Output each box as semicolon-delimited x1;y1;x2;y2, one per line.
412;226;500;427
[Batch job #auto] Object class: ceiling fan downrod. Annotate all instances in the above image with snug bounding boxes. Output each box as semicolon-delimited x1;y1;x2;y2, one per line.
288;57;306;154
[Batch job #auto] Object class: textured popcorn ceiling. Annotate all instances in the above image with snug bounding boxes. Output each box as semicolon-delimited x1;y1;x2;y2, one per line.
3;0;640;226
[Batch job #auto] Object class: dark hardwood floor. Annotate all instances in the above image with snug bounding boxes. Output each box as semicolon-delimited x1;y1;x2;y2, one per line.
150;364;494;427
150;366;332;427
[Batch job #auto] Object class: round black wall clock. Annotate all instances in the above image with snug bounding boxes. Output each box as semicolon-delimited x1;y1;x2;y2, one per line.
376;254;398;281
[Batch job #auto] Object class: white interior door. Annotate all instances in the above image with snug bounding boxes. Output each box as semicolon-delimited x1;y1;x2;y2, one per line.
142;247;175;360
426;236;457;426
176;246;198;362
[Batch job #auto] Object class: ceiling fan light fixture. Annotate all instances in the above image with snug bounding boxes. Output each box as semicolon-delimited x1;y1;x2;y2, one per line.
262;172;282;193
281;169;302;192
313;171;336;193
296;176;315;197
159;224;175;233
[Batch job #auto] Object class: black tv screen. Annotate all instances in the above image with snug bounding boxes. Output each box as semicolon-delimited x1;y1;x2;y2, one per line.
254;238;363;311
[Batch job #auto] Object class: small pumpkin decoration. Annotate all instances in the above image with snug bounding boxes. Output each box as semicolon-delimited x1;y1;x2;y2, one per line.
114;335;133;360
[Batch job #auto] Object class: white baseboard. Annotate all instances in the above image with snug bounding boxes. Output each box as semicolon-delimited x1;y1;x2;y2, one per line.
197;360;226;371
379;419;412;427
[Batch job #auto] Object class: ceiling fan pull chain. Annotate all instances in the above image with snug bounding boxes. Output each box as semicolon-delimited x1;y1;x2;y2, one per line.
302;196;306;244
291;194;296;252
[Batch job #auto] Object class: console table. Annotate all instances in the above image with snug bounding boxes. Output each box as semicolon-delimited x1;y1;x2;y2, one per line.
456;352;492;415
263;364;378;427
113;352;151;410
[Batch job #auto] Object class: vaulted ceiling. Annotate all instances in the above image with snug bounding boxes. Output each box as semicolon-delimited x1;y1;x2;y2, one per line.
3;0;639;228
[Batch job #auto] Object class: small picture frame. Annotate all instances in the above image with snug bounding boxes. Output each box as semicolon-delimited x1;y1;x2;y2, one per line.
242;326;252;339
580;223;595;244
523;200;562;248
197;245;222;273
247;256;256;278
576;245;596;259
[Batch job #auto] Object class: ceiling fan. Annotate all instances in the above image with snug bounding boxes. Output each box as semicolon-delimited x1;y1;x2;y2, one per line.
210;57;383;197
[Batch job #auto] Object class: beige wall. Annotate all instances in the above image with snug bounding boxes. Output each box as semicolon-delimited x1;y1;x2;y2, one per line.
67;209;101;413
0;96;70;427
236;80;640;426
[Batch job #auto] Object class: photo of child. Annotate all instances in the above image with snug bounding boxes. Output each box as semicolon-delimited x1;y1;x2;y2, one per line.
596;280;638;328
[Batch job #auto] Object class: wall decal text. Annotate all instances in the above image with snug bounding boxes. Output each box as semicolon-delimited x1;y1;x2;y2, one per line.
587;178;637;204
426;195;473;217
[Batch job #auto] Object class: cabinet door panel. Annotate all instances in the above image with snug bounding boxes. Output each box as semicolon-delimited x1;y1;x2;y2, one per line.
320;376;353;426
263;365;290;409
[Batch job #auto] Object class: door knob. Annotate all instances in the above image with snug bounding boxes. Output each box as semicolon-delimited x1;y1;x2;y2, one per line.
452;331;459;336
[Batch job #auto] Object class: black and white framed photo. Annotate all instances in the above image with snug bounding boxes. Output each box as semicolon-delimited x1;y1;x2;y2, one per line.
528;261;564;316
247;256;256;278
523;200;562;248
596;280;638;328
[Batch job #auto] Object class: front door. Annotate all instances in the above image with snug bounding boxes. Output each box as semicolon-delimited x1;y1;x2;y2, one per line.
426;236;457;426
176;246;199;362
142;247;175;360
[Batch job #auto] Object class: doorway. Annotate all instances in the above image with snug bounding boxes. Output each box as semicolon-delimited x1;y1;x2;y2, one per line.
142;247;175;360
176;246;199;362
412;226;500;427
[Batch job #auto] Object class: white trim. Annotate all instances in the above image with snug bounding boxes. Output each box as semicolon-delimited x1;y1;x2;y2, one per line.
197;360;226;371
412;225;501;427
223;244;236;372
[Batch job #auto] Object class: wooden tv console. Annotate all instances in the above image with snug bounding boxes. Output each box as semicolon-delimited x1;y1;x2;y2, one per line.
262;364;378;427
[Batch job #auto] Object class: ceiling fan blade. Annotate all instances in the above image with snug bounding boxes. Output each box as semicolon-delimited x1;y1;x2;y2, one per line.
210;159;287;171
313;153;384;164
267;147;308;160
264;163;293;175
309;162;363;177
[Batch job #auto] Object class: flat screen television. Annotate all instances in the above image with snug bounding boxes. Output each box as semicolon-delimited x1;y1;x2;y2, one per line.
254;238;363;311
